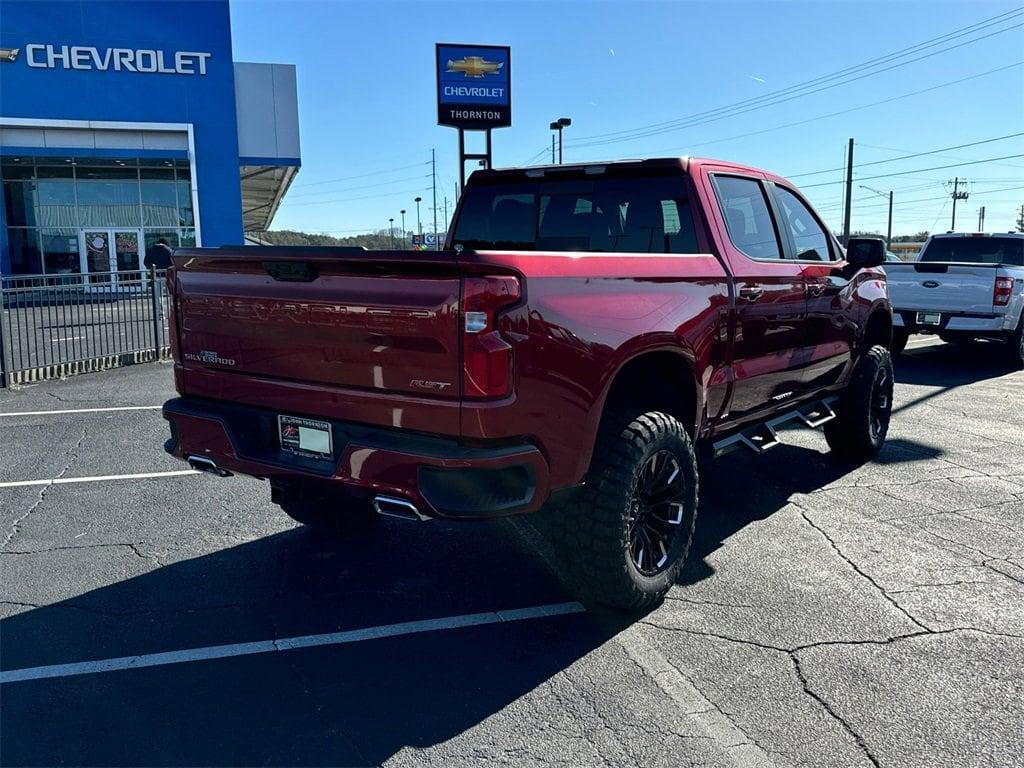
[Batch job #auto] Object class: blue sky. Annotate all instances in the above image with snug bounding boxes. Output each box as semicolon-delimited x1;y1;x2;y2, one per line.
230;1;1024;237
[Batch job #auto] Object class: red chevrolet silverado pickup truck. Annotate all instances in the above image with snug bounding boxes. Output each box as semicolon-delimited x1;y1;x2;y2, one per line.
163;157;894;609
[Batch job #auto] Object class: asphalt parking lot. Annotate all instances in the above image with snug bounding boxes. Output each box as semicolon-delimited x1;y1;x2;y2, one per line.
2;337;1022;768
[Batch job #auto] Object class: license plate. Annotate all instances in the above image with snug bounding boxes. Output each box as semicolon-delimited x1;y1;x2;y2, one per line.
916;312;941;326
278;415;333;459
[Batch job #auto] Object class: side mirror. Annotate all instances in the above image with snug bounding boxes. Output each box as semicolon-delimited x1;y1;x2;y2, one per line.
845;237;886;270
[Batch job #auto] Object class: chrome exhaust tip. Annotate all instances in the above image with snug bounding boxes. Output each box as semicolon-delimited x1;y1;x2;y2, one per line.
187;455;233;478
373;495;430;521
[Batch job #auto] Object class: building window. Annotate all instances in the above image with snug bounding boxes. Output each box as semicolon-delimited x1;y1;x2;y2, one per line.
3;156;194;275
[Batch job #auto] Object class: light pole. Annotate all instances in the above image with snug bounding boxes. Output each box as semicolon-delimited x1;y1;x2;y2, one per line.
415;196;423;236
550;117;571;164
389;218;395;249
400;209;406;247
859;184;893;249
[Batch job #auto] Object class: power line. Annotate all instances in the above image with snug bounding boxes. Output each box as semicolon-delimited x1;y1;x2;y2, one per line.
568;12;1024;149
285;174;433;199
640;61;1023;159
786;133;1024;178
291;160;431;189
799;154;1024;189
280;186;433;208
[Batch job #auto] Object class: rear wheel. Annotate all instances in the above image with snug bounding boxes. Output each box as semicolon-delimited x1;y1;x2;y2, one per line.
271;480;377;533
545;411;699;611
825;345;894;461
1006;318;1024;368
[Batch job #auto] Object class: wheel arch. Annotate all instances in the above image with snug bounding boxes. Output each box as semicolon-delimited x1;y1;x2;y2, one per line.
573;346;702;483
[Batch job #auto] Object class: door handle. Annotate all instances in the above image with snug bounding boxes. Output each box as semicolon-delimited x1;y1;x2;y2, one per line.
738;285;764;303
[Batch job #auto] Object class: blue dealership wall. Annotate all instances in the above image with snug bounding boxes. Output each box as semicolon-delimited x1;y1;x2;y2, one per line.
0;0;245;265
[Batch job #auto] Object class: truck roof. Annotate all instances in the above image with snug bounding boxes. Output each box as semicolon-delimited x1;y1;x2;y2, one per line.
476;156;790;184
927;232;1023;239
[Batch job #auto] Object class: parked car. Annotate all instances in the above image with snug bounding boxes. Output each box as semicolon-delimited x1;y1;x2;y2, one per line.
161;157;894;609
886;232;1024;364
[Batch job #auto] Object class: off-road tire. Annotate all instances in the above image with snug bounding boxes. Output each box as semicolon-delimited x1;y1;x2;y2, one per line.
1005;317;1024;368
891;328;910;355
825;345;894;460
545;411;699;611
272;481;377;533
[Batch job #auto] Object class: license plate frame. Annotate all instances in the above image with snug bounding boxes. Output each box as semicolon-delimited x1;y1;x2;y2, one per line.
916;312;942;327
278;415;333;460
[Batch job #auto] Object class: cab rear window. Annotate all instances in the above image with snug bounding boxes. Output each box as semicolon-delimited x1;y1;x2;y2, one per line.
920;237;1023;266
451;177;699;253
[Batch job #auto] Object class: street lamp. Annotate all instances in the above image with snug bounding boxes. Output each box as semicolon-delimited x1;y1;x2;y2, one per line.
550;117;571;164
389;217;395;249
859;184;893;249
400;209;407;247
415;196;423;236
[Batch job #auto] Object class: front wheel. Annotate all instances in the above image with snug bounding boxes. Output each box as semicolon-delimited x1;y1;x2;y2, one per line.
825;345;894;461
545;411;699;611
891;327;910;355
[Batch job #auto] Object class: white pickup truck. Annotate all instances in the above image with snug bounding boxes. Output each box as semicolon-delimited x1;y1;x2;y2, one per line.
886;232;1024;365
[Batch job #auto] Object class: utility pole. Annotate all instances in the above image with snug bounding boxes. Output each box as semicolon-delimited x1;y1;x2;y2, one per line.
886;190;893;248
841;138;854;246
1017;204;1024;233
400;209;407;247
431;149;438;250
977;206;985;232
443;197;450;234
389;218;395;249
949;177;969;231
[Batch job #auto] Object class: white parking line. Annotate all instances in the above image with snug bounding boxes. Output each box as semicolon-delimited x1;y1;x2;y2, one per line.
0;406;163;418
0;470;199;489
0;602;586;684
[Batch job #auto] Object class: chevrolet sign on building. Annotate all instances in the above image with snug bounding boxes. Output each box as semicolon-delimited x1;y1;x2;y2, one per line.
0;0;302;277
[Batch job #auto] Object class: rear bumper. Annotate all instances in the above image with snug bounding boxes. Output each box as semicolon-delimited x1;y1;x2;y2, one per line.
162;397;550;519
893;310;1010;334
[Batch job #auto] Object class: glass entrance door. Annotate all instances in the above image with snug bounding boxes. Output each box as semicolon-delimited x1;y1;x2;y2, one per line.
79;229;144;289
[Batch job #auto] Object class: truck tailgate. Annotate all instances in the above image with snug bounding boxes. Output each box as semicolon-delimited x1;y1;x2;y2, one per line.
172;249;462;406
886;263;1001;314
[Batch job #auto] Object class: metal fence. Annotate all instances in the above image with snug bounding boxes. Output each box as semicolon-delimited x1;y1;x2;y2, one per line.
0;268;171;388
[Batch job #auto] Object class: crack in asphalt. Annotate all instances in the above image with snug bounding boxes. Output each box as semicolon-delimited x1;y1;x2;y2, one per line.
795;506;932;632
790;654;881;767
1;425;88;551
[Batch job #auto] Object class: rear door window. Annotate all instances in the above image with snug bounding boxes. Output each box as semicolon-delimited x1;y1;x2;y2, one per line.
919;237;1024;266
452;176;699;253
711;175;782;261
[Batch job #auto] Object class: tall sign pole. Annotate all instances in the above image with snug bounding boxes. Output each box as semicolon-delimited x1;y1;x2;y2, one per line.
842;138;854;246
437;43;511;192
431;148;438;250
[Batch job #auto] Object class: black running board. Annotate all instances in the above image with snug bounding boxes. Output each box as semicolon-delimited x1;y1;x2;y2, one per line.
711;396;840;458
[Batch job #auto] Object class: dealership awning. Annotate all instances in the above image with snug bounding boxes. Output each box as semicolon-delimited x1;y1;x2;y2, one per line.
240;162;298;232
234;62;301;234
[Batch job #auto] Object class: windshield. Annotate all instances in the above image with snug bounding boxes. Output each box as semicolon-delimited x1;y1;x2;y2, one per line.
451;176;699;253
919;236;1023;266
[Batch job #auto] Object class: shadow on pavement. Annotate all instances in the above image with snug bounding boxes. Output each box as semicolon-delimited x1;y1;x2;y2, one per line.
1;519;623;766
2;430;948;765
893;338;1019;415
679;434;945;586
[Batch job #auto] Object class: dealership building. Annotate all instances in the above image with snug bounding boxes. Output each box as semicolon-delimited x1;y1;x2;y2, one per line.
0;0;300;277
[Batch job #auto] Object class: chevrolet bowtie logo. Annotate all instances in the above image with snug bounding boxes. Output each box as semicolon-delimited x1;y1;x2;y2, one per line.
446;55;503;78
0;48;19;62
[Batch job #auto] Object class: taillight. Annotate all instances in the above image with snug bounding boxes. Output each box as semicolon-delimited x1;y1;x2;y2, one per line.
461;276;520;399
994;276;1013;306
